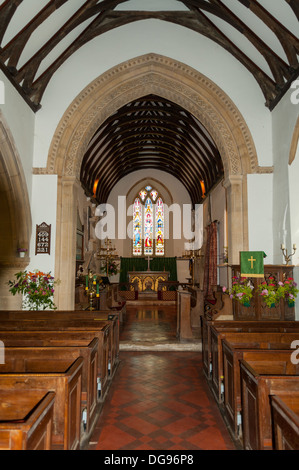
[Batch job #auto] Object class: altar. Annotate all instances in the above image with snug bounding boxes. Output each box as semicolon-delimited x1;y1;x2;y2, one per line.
128;271;169;292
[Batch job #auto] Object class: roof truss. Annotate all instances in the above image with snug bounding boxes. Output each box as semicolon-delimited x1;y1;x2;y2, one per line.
0;0;297;111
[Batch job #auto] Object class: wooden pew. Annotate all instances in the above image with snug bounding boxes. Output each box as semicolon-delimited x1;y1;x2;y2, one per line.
222;341;294;439
0;390;55;450
201;313;299;379
0;357;83;450
0;318;112;399
0;310;120;379
1;342;99;444
271;394;299;450
240;357;299;450
209;326;299;403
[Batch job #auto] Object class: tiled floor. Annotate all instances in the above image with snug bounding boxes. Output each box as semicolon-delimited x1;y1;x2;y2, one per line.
87;305;236;450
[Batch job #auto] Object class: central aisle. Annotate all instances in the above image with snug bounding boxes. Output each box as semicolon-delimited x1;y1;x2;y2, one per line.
87;305;236;450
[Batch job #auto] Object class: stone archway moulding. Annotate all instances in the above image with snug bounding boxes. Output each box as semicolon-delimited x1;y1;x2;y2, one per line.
0;113;32;309
40;54;269;309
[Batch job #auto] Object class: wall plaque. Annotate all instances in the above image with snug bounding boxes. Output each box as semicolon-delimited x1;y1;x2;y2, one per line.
36;222;51;255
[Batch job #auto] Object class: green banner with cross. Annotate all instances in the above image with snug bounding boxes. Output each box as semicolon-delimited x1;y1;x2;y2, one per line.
240;251;267;278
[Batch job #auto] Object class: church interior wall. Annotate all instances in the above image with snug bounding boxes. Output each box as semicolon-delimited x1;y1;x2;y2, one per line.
247;173;274;265
26;174;58;278
0;10;296;311
0;72;35;204
106;169;192;284
272;88;299;265
31;20;273;171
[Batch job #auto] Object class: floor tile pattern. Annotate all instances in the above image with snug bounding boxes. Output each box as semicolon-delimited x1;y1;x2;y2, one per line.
119;306;178;344
88;303;236;451
89;352;235;450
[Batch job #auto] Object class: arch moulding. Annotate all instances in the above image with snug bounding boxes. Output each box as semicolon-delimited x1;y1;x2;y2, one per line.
0;113;32;309
44;54;260;309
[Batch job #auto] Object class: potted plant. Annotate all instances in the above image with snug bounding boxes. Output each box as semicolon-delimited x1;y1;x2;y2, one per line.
17;248;28;258
8;270;59;310
222;276;254;306
256;276;285;307
282;277;299;307
101;260;120;277
257;276;298;308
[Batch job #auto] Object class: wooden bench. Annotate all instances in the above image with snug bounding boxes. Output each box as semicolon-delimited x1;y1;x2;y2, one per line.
201;314;299;379
210;326;299;403
0;310;120;380
0;319;112;399
271;394;299;450
240;357;299;450
222;341;295;439
1;342;99;443
0;357;83;450
0;390;55;450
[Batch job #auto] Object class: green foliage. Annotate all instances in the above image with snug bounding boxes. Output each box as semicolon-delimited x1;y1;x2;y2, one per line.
8;270;59;310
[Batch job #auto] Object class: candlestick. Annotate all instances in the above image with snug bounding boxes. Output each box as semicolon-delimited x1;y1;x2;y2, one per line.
281;244;297;265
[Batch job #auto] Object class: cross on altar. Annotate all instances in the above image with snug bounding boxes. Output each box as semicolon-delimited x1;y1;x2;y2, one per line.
248;255;256;269
147;256;153;271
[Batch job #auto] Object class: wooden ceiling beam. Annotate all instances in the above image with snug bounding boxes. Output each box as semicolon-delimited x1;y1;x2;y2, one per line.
284;0;299;20
0;0;23;45
0;2;296;109
0;0;69;72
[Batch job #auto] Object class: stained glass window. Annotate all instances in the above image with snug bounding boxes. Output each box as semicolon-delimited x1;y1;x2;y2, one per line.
133;198;142;256
132;187;164;256
144;198;153;255
150;190;158;201
139;189;147;201
155;198;164;256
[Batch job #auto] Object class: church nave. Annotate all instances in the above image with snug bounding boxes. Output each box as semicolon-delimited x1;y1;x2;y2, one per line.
87;306;236;451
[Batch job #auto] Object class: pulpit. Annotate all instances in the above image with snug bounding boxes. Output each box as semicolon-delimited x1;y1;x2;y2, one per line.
232;264;295;321
128;271;169;293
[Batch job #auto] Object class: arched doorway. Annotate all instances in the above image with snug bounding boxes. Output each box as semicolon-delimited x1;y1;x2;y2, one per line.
44;54;260;310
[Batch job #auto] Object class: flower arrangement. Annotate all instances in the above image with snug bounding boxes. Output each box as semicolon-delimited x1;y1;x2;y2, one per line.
17;248;28;253
223;275;298;309
101;260;119;277
281;277;299;305
256;276;285;307
222;276;254;306
8;270;59;310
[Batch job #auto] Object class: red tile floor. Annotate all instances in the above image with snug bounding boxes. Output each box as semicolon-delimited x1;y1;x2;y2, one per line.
87;305;236;451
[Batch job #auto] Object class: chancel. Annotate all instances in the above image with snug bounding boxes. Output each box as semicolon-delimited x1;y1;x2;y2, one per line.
0;0;299;452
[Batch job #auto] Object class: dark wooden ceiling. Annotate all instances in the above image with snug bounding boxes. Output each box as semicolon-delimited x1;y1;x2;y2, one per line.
0;0;298;112
0;1;297;205
80;94;223;205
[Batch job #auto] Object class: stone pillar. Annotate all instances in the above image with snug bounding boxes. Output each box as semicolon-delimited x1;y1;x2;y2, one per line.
223;175;248;265
54;176;78;310
0;260;29;309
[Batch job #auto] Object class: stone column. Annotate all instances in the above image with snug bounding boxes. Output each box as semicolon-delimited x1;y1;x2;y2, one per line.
0;260;29;309
54;176;78;310
223;175;248;265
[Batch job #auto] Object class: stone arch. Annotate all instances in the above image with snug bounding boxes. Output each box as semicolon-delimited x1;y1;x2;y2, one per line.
45;54;260;309
0;113;32;309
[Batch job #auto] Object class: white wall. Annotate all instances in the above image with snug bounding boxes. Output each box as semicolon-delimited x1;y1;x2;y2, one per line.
32;20;272;170
247;173;273;264
272;87;299;265
26;174;58;277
